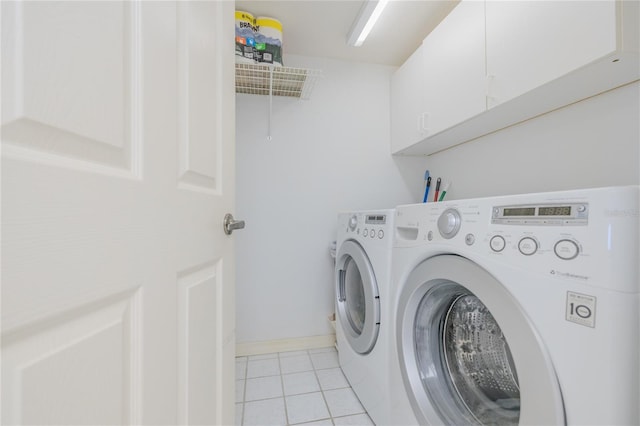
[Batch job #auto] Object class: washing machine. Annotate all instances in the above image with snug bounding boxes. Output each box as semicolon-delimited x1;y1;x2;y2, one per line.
335;209;394;425
388;186;639;426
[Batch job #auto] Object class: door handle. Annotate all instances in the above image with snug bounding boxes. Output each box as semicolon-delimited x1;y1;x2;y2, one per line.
223;213;245;235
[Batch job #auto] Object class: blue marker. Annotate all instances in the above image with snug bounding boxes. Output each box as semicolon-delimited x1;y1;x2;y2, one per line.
423;171;431;203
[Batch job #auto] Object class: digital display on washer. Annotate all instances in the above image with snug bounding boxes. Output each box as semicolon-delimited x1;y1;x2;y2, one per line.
366;215;386;225
503;207;536;216
492;202;587;226
538;206;571;216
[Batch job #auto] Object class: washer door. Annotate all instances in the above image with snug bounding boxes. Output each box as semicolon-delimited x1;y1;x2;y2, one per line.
335;240;380;354
397;255;565;426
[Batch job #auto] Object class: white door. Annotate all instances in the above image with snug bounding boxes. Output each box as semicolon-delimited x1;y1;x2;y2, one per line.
1;1;236;425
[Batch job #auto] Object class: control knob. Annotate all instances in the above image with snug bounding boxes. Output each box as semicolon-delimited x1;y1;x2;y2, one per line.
437;208;462;239
555;239;580;260
348;215;357;231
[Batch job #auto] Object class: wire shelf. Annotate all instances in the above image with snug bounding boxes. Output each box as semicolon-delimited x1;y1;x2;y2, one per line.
235;63;322;100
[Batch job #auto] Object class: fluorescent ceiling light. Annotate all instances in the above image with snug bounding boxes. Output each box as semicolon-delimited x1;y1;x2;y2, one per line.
346;0;390;47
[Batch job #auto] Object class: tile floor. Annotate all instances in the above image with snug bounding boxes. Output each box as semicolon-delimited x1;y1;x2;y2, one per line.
235;347;374;425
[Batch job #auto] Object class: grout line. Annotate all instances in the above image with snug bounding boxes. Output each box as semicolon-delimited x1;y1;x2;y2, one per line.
311;353;336;425
240;359;247;426
238;347;367;426
277;351;291;425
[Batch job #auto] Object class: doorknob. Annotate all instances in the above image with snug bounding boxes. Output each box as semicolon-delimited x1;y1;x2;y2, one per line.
223;213;245;235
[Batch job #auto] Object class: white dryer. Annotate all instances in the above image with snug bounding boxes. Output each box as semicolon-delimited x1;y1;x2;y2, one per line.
389;186;639;425
335;210;394;425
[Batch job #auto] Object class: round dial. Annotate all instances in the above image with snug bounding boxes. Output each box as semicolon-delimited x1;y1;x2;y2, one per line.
348;215;357;231
437;208;462;239
490;235;506;252
518;237;538;256
555;239;580;260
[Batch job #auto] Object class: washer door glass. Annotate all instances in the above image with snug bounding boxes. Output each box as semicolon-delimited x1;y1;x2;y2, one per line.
415;283;520;425
343;258;366;334
397;255;564;426
336;240;380;354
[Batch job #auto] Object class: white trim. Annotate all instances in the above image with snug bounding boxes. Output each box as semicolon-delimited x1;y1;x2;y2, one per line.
236;334;336;357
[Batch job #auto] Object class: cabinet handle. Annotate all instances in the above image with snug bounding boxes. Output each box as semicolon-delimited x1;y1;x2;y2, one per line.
486;74;498;108
420;112;430;135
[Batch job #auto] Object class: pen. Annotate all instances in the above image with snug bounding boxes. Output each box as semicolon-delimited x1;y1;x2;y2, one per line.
422;170;430;203
439;182;450;201
433;177;441;202
423;176;431;203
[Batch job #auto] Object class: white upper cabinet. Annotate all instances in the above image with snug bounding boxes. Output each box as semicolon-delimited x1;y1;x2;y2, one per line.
422;0;486;137
391;0;485;154
390;43;426;153
486;1;617;108
391;0;639;156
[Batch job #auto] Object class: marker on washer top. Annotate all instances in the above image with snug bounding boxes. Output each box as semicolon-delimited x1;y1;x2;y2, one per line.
422;169;431;203
433;177;441;202
439;182;451;201
423;176;431;203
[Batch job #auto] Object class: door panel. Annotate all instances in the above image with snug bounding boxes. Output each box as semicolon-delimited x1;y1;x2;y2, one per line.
177;262;219;425
1;1;138;175
2;290;141;425
1;1;235;425
177;2;220;193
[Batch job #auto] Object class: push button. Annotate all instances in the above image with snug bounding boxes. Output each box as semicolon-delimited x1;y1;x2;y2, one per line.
518;237;538;256
555;239;579;260
465;234;475;246
490;235;506;252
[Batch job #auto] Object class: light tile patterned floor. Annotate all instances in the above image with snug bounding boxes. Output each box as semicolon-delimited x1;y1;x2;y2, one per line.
235;347;374;426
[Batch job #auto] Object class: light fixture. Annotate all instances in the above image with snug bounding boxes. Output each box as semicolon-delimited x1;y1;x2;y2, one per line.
346;0;390;47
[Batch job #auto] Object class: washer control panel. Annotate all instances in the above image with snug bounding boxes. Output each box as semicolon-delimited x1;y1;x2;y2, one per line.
346;213;389;241
395;186;639;293
492;202;588;225
487;202;588;261
397;200;589;261
486;232;583;261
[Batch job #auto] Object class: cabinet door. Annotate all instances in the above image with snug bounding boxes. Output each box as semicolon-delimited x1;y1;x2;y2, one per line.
422;0;486;137
390;44;427;154
486;0;617;107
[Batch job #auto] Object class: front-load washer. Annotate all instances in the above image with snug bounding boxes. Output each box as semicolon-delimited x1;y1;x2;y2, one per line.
335;210;394;425
389;186;639;426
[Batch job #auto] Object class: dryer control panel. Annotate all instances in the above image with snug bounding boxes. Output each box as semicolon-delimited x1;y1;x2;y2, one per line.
394;186;639;293
491;202;588;226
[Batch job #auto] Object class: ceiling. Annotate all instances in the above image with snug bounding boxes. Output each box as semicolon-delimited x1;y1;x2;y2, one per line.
235;0;459;67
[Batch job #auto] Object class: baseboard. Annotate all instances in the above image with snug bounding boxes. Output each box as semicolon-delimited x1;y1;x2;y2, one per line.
236;334;336;357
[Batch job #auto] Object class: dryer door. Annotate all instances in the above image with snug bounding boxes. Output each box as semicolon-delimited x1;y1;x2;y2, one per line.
335;240;380;354
397;255;565;426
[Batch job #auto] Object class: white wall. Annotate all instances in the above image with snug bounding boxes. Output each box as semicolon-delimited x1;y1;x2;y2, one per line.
236;57;639;345
235;55;426;344
422;82;640;200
